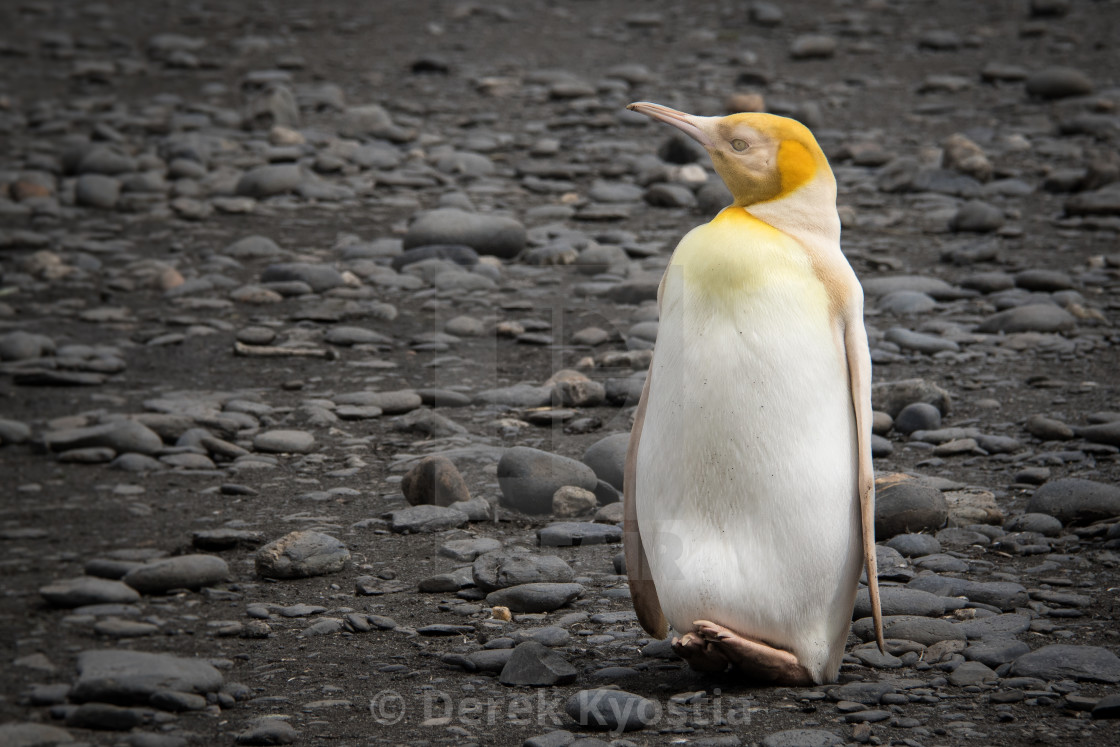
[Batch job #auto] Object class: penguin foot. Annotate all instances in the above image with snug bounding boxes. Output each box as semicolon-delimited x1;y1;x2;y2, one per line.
692;620;814;686
671;632;731;673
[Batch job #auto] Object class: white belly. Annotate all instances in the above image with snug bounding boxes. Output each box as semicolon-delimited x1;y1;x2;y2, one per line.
635;265;863;682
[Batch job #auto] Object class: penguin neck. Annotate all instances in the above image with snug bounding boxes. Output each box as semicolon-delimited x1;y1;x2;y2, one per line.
732;177;840;252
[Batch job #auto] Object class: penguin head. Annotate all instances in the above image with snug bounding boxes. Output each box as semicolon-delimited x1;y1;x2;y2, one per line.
627;102;833;209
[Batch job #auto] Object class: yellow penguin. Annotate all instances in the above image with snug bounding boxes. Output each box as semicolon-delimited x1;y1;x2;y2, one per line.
623;102;884;685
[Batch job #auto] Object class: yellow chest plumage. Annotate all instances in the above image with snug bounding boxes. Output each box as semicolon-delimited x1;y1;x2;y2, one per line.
667;207;830;317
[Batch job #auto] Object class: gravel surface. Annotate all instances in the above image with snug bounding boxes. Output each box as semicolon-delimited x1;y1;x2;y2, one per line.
2;1;1120;746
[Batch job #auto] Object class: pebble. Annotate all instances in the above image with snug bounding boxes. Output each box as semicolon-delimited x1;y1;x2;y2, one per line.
122;554;229;593
1009;645;1120;683
235;164;302;197
235;718;298;745
565;688;659;732
0;723;76;747
760;731;843;747
965;639;1031;667
472;551;574;592
485;582;584;613
44;420;164;456
852;615;964;645
252;429;315;454
498;641;577;686
401;456;471;507
1027;478;1120;524
886;533;941;557
539;522;623;547
1025;67;1094;99
255;531;350;578
40;577;141;607
552;485;598;517
387;504;469;533
70;649;222;703
976;304;1076;334
875;478;949;538
404;208;527;259
853;587;945;618
498;446;599;514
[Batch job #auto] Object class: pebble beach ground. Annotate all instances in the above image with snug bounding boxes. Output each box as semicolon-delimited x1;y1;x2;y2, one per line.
2;1;1120;746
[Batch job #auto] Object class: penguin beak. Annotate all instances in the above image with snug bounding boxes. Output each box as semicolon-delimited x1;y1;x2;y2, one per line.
627;102;716;148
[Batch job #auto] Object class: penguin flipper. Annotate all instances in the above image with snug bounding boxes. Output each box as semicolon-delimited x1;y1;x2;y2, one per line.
845;309;885;652
624;370;669;639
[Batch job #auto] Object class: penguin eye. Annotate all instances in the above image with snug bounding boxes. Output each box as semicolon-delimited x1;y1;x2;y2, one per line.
730;138;749;152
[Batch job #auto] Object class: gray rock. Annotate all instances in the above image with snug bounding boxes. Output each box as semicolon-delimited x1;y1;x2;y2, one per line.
874;544;915;581
907;576;1028;611
66;702;148;731
235;718;298;745
886;533;941;557
418;566;474;593
1026;414;1075;440
950;200;1004;232
498;641;577;686
40;576;141;607
877;290;937;314
70;649;222;703
473;551;574;592
1092;693;1120;719
235;164;302;197
894;403;942;434
552;486;598;517
1067;184;1120;217
255;531;350;578
0;331;55;361
977;304;1076;334
337;103;411;141
439;537;502;562
1075;420;1120;447
401;456;470;507
853;587;946;619
565;688;659;732
498;446;599;514
485;582;583;613
523;730;576;747
1003;513;1063;536
252;429;315;454
875;480;948;538
1009;644;1120;683
44;420;164;456
75;174;121;209
538;521;623;546
828;681;896;705
224;235;284;259
475;384;554;408
1025;67;1094;99
761;730;843;747
862;276;960;300
1027;478;1120;524
872;378;952;417
404;208;527;259
789;34;837;59
853;615;964;644
0;723;75;747
965;639;1031;667
260;263;344;293
122;555;229;593
387;504;469;533
948;660;998;686
581;433;629;491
